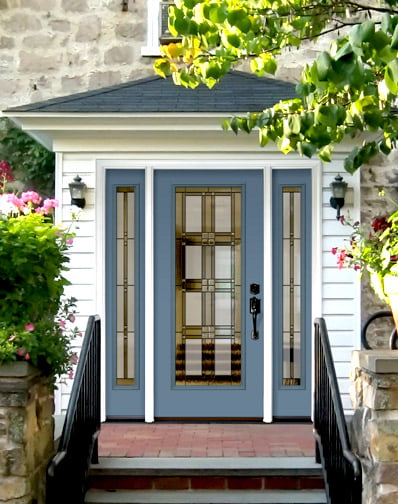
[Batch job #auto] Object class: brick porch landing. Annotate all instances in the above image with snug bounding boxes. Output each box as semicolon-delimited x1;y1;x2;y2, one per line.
98;423;315;458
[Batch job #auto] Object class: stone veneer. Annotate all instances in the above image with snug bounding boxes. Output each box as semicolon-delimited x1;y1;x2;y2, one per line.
350;350;398;504
0;362;54;504
0;0;151;110
360;155;398;349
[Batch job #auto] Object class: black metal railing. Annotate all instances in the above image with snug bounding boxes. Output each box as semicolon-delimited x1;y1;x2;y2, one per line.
46;315;101;504
361;310;398;350
313;317;362;504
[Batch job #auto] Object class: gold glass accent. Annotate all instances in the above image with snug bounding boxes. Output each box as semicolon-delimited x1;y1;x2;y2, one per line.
116;187;135;386
282;187;302;387
175;187;241;385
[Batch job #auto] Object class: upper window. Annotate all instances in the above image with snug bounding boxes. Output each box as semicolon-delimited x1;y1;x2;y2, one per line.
142;0;176;56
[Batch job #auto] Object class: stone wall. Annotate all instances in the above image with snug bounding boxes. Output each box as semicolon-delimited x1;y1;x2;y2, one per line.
0;362;54;504
360;154;398;348
350;350;398;504
0;0;151;110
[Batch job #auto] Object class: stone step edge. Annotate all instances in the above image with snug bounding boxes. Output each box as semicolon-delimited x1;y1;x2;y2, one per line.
90;457;322;477
88;474;324;492
85;489;327;504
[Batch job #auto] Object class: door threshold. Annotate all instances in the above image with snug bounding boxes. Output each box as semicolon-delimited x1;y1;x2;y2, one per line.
155;417;264;423
272;417;312;423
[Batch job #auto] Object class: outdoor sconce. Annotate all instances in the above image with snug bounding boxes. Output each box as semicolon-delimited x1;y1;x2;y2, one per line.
330;174;348;220
69;175;87;209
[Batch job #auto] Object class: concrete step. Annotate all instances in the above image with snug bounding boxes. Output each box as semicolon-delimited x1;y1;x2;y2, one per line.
85;489;327;503
86;457;326;503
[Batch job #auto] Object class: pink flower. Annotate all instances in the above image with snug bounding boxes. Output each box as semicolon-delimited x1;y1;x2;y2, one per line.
24;353;30;361
339;215;345;224
6;193;25;210
68;370;74;379
21;191;41;205
337;249;347;269
17;347;26;357
59;320;66;329
36;198;59;215
70;353;78;365
78;332;83;338
331;247;338;255
68;313;75;323
66;238;74;245
24;323;35;332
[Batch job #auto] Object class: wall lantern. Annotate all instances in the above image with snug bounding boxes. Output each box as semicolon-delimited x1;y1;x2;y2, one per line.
69;175;87;208
330;174;348;220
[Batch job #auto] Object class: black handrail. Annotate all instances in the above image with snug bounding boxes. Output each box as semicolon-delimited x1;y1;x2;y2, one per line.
46;315;101;504
313;317;362;504
361;310;398;350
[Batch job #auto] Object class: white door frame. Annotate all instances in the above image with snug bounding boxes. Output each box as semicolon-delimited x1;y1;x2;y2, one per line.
96;158;323;423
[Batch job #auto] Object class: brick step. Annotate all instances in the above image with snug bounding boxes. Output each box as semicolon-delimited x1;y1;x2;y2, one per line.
86;457;325;503
85;489;327;504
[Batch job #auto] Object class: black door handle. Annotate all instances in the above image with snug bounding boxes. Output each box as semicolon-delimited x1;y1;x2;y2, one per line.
250;296;260;340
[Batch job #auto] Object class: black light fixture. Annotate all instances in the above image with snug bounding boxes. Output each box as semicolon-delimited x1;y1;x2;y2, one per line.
69;175;87;208
330;174;348;220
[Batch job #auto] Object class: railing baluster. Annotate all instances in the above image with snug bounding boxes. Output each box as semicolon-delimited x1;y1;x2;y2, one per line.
46;315;101;504
313;317;362;504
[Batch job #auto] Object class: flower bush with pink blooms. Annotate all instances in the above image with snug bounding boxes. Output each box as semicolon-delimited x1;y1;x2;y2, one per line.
332;192;398;304
0;189;79;380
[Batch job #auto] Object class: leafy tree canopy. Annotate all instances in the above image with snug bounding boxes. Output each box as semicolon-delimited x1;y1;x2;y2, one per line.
0;118;55;197
154;0;398;173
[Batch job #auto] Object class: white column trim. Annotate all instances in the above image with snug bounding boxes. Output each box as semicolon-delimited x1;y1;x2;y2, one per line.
263;165;273;423
96;162;107;422
145;166;155;422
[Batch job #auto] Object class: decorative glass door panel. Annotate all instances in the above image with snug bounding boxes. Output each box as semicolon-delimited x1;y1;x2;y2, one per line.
175;187;241;386
155;170;263;418
116;187;135;386
282;187;302;387
272;170;312;418
106;170;145;419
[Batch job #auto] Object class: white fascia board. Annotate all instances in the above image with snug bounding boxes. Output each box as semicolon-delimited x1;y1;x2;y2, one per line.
3;116;53;151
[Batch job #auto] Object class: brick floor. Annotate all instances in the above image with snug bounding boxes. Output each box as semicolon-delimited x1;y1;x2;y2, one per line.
98;422;315;458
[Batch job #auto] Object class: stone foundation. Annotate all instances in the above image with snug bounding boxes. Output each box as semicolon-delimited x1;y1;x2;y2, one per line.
0;362;54;504
350;350;398;504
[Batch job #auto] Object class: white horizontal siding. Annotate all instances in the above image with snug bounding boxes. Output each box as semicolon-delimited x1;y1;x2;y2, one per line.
321;160;360;414
54;153;97;415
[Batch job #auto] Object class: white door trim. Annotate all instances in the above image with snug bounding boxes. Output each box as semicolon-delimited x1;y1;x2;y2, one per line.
96;158;322;423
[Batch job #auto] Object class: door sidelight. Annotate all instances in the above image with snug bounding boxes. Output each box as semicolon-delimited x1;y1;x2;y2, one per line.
249;283;261;340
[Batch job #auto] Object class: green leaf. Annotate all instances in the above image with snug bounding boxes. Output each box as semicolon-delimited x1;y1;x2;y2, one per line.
316;52;333;81
153;59;171;79
318;145;333;163
287;115;301;135
349;20;375;47
391;23;398;49
227;33;241;48
382;13;392;33
385;60;398;94
208;3;228;24
335;42;353;61
236;15;252;33
298;141;317;158
227;9;246;27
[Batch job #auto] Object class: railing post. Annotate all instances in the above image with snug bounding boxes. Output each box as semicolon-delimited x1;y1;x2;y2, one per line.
351;350;398;503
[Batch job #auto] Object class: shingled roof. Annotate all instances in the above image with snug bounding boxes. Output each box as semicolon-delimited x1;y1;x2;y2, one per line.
5;71;297;114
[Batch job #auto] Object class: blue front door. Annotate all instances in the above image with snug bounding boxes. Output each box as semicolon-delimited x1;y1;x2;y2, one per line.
154;170;264;418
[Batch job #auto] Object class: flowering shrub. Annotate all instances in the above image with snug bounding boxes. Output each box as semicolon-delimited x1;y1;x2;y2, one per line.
0;190;78;380
0;160;14;190
332;195;398;304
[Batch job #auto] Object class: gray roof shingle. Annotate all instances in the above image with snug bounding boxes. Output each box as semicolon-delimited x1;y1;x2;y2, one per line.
4;71;296;114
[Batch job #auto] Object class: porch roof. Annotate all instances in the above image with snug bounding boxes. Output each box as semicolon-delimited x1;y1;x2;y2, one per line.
4;71;296;114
